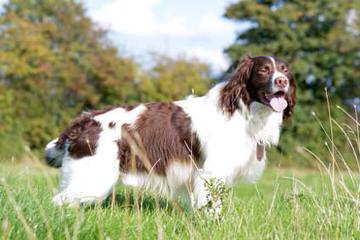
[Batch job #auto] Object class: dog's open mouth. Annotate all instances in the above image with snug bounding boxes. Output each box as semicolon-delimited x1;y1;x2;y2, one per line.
261;91;288;112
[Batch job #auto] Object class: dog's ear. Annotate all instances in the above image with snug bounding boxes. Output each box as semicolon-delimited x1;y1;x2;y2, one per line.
56;115;97;148
283;73;296;120
220;56;253;115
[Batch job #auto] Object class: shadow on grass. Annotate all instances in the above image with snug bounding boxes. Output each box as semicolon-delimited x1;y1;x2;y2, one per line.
96;189;190;214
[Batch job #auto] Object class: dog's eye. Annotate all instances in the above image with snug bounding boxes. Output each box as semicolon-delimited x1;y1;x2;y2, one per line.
280;65;288;73
258;66;270;74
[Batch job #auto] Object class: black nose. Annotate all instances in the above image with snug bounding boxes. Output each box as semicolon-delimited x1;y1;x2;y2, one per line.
274;77;288;89
45;155;62;168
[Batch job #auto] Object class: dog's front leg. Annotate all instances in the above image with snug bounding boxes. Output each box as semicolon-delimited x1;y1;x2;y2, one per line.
192;170;228;218
53;154;120;207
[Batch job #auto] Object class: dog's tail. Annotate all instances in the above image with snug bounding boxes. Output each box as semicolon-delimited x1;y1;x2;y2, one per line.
44;138;64;168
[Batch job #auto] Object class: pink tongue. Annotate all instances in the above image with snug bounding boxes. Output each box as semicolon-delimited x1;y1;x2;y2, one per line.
269;97;288;112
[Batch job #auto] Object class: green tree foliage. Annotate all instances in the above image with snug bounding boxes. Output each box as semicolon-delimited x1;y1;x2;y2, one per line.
137;54;212;102
0;0;212;159
0;0;137;151
224;0;360;167
0;88;26;159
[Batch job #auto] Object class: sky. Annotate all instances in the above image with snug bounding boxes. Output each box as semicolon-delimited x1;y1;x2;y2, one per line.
82;0;250;73
0;0;249;73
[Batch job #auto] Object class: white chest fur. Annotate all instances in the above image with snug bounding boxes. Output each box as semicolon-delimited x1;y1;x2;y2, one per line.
176;84;283;185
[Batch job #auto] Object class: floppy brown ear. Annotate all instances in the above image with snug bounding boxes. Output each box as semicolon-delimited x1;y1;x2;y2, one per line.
56;115;98;149
219;56;253;115
283;74;296;120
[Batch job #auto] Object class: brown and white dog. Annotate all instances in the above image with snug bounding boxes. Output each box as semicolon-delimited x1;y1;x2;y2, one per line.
45;56;296;210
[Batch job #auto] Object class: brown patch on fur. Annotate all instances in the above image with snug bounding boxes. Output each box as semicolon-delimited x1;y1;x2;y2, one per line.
245;56;274;100
108;121;116;129
57;115;101;159
54;104;140;159
117;124;149;172
219;56;253;115
117;102;201;175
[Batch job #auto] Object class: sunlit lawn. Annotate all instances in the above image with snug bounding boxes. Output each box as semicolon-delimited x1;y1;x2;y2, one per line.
0;161;359;239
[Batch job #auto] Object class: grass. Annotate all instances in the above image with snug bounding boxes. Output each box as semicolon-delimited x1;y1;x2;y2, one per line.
1;97;359;239
0;161;359;240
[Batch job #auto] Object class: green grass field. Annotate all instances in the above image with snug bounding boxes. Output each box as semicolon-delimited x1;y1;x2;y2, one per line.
0;161;359;240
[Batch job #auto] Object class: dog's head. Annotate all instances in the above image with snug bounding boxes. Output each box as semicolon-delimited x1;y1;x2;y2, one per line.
220;56;296;119
44;115;102;168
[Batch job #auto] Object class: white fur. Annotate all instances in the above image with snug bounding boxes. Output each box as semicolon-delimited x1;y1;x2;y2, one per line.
176;83;282;208
176;84;281;183
120;162;194;202
52;105;147;205
268;56;289;92
120;172;169;195
46;82;283;209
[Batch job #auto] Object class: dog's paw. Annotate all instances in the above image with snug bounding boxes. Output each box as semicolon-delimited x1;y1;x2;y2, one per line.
52;192;80;207
200;198;223;219
52;193;66;206
52;192;103;207
199;177;230;220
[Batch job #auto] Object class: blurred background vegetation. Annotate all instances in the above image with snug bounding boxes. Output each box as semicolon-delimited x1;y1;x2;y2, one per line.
0;0;359;168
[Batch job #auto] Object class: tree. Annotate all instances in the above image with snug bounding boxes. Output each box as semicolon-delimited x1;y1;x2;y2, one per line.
224;0;360;167
0;88;25;159
0;0;138;150
225;0;360;100
137;54;212;102
0;0;214;158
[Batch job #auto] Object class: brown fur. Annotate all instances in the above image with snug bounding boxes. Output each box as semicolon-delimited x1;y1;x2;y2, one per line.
55;104;139;159
220;56;296;119
117;102;202;175
56;115;101;158
54;56;295;169
219;56;253;115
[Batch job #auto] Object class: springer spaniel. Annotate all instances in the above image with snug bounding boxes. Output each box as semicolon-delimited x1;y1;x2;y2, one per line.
45;56;296;211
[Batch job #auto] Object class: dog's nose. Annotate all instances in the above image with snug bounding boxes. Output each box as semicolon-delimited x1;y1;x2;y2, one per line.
274;77;288;89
